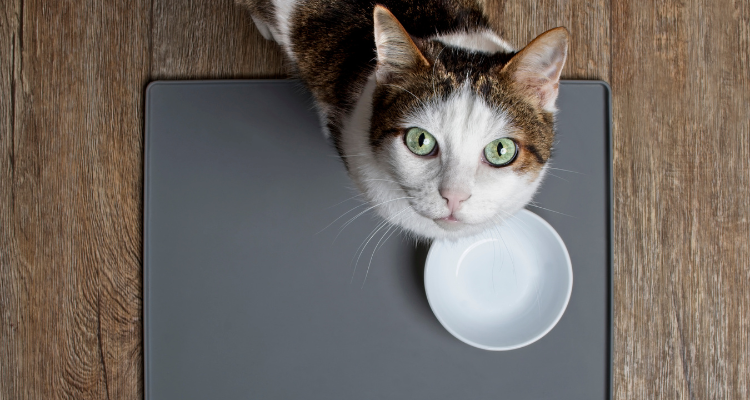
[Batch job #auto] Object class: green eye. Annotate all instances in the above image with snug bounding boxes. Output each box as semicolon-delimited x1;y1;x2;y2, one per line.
404;127;437;156
484;138;518;167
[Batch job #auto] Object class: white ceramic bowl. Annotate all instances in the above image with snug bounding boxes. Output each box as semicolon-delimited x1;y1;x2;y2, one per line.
424;209;573;351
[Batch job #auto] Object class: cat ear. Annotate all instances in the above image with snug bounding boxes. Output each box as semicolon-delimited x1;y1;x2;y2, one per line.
373;5;430;83
501;27;569;112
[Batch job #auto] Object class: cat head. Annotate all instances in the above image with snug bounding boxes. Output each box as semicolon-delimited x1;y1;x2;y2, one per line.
343;6;568;240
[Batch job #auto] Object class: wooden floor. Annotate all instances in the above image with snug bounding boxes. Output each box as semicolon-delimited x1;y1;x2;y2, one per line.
1;0;748;398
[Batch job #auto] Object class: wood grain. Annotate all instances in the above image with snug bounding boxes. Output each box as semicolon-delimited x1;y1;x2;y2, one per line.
0;1;21;398
489;0;610;80
151;0;287;79
611;1;750;399
1;0;749;399
1;1;150;399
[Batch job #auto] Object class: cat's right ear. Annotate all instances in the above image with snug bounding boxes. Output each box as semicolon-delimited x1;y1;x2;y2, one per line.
373;5;430;84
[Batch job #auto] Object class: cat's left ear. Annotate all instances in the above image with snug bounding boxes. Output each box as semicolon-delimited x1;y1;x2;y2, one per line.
501;27;569;112
373;5;430;84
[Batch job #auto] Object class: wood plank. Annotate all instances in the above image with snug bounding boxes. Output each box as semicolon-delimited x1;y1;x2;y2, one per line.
611;1;750;399
0;1;151;399
151;0;287;79
0;0;22;397
488;0;610;80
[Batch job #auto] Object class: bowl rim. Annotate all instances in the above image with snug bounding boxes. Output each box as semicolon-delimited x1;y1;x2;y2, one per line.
424;209;573;351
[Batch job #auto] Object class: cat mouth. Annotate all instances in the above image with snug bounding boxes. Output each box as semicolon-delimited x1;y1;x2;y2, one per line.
434;215;467;231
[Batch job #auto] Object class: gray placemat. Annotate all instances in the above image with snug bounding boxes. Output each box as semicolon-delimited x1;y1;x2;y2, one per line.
144;80;612;399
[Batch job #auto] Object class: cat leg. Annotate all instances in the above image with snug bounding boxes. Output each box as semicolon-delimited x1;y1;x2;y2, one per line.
314;103;332;138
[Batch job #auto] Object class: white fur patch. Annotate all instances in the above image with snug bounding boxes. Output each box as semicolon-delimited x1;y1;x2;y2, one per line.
433;30;515;54
250;15;274;41
270;0;299;62
341;78;545;240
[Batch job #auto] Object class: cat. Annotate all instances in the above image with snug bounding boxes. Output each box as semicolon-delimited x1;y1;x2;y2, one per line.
238;0;568;240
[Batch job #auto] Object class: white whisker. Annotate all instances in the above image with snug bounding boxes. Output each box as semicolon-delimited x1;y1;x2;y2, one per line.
324;192;365;209
382;83;429;110
362;225;395;288
361;213;415;288
546;166;584;175
350;218;391;283
336;153;370;158
362;178;400;184
545;172;570;183
351;208;411;283
316;201;369;235
494;208;531;230
487;221;498;293
526;202;574;218
490;216;517;285
335;196;414;242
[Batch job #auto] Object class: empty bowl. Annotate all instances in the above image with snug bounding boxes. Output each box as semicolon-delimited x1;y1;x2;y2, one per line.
424;209;573;351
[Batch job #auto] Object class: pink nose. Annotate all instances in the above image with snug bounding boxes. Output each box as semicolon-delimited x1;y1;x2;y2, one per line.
440;189;471;214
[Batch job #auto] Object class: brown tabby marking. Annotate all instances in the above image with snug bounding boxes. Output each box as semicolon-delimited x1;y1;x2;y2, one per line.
288;0;491;155
369;39;554;176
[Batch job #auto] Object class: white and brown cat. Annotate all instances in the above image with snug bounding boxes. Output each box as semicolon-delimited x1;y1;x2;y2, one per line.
238;0;569;240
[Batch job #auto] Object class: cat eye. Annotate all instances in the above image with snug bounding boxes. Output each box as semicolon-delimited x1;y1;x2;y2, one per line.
404;127;437;156
483;138;518;167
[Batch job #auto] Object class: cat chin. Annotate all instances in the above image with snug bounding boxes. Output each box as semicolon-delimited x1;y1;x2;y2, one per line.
377;206;517;241
425;224;492;241
406;219;501;241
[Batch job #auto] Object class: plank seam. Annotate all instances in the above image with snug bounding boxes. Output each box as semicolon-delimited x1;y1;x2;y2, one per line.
97;292;111;400
10;32;15;175
144;2;154;399
148;0;154;78
607;3;613;400
673;293;696;400
9;0;21;188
